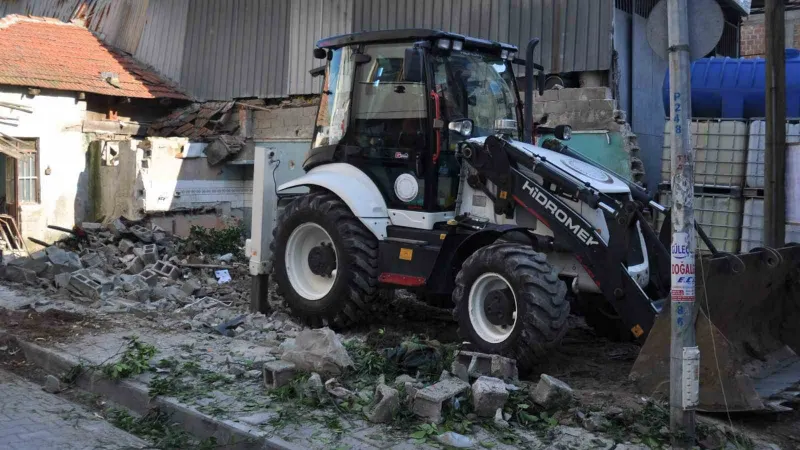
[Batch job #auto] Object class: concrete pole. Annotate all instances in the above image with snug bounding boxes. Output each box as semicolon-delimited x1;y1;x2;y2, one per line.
248;146;278;313
667;0;697;447
764;0;787;247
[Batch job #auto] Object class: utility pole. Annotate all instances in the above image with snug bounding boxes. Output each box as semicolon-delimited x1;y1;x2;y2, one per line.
765;0;787;247
667;0;698;447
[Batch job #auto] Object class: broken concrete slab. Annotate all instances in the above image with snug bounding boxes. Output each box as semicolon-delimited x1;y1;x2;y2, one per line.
531;374;573;409
45;247;82;271
455;350;518;381
5;265;38;284
263;360;296;389
280;327;353;376
545;426;614;450
124;257;145;275
181;279;202;296
471;376;509;417
118;239;134;253
324;378;356;400
81;222;103;231
412;377;470;422
366;383;400;423
80;252;104;269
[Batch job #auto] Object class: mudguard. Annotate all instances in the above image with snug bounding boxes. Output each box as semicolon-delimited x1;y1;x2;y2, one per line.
278;163;390;239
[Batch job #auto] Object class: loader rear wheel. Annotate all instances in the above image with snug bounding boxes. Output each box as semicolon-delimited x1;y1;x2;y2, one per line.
453;243;569;373
579;294;634;342
272;190;378;328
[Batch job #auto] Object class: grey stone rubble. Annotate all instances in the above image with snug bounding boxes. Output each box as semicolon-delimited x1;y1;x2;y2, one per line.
281;327;354;376
532;373;574;409
366;383;400;423
263;360;296;389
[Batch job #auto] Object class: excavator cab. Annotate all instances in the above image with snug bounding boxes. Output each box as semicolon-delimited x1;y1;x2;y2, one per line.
305;30;534;215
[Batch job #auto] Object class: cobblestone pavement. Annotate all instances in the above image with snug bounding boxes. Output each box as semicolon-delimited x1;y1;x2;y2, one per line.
0;369;149;450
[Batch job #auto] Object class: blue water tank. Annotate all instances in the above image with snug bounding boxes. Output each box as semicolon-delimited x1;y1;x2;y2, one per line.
663;49;800;118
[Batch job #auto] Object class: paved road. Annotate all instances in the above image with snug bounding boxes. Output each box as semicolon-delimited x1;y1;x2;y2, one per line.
0;369;149;450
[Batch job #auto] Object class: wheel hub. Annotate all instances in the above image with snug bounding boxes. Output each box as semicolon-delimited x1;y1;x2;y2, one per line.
307;242;336;277
484;289;515;326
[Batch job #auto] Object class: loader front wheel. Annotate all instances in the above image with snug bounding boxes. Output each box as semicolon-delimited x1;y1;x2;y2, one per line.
453;243;569;373
272;190;378;328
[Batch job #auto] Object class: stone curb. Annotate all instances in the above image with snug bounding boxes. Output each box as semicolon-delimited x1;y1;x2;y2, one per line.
1;331;302;450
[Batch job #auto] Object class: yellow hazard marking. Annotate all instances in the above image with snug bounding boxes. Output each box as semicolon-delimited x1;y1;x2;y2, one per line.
440;233;446;240
631;324;644;338
399;248;413;261
499;190;508;199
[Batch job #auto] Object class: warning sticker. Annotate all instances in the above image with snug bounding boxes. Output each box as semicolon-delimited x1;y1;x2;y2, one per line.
671;232;695;302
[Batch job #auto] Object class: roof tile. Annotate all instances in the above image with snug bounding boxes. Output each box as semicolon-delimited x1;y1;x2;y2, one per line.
0;15;188;100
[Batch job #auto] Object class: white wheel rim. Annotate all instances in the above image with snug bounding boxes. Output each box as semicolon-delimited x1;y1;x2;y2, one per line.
468;272;518;343
285;223;338;300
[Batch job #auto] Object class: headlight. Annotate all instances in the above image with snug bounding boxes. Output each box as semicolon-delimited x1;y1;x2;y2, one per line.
437;39;451;50
452;40;463;51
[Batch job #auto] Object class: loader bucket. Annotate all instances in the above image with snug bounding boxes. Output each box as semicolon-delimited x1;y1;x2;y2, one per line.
630;244;800;412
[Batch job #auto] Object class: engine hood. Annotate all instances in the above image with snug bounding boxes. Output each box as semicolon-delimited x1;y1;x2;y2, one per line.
467;137;631;194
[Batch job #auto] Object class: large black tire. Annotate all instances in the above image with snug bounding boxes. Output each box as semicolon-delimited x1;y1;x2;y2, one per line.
452;243;569;373
271;190;379;328
579;293;634;342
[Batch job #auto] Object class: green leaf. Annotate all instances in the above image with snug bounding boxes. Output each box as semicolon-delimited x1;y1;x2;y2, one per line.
411;431;428;439
517;404;530;410
481;441;497;449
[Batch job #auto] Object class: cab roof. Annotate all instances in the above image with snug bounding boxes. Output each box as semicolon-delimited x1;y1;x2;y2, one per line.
316;28;518;54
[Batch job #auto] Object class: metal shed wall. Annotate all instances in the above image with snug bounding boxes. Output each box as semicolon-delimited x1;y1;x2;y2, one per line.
135;0;190;83
287;0;353;95
350;0;614;74
180;0;291;100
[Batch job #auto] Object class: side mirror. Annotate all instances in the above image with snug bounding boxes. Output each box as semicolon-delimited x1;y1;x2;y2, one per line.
537;71;545;96
313;48;327;59
448;119;473;137
403;48;424;83
554;124;572;141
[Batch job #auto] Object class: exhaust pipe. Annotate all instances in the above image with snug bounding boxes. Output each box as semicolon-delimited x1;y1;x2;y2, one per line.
523;38;543;144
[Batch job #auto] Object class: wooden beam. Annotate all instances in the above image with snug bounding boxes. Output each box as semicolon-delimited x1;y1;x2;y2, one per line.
82;119;146;136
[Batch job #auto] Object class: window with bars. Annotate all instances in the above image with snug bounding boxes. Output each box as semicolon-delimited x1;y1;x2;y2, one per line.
16;140;38;204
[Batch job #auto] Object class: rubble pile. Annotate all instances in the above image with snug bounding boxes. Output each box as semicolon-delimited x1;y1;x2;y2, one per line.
1;218;263;337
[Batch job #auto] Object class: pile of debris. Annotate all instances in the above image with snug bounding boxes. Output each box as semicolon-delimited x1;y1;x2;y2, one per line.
0;218;262;336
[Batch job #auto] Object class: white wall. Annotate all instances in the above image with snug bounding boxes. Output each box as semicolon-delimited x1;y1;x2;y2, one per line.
0;88;86;245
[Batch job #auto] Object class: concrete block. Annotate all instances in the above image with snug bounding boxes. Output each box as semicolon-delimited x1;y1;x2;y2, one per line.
69;272;103;299
152;261;180;280
543;101;567;114
118;239;134;253
54;272;71;288
109;218;128;236
411;377;469;422
181;278;202;295
80;252;104;269
366;383;400;423
140;244;158;265
129;225;153;243
471;376;509;417
536;89;560;102
588;99;616;111
531;374;573;409
124;256;145;275
455;351;518;381
263;360;296;389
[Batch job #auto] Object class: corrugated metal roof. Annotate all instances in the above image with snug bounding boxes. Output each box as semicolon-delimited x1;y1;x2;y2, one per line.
134;0;189;83
288;0;353;95
180;0;291;101
349;0;613;75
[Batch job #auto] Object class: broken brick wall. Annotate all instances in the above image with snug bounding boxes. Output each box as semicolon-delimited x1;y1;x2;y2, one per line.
740;10;800;58
251;105;317;141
